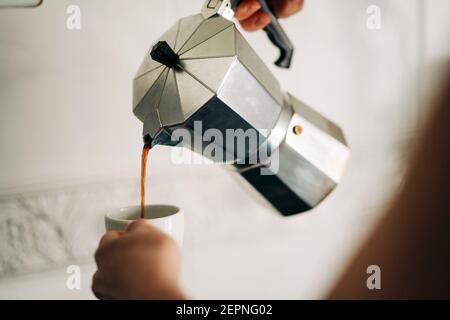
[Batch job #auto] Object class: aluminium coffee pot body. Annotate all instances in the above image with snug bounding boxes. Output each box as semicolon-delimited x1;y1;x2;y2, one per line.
132;0;350;216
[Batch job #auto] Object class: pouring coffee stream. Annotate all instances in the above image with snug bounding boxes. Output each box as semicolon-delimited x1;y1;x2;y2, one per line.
140;144;151;219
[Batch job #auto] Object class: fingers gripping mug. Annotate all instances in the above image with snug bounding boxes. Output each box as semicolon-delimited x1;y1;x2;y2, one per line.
105;205;184;247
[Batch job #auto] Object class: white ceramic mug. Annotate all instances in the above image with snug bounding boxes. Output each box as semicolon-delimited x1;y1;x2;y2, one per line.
105;204;184;247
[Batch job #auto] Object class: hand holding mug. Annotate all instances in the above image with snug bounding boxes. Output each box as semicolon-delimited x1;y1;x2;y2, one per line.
92;205;185;300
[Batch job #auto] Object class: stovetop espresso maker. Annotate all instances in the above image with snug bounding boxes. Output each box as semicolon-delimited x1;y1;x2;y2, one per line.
132;0;350;215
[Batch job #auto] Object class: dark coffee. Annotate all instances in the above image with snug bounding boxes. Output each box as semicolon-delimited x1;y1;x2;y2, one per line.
140;144;151;219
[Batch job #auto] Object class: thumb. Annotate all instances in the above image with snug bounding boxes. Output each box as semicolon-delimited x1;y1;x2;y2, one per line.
125;219;167;239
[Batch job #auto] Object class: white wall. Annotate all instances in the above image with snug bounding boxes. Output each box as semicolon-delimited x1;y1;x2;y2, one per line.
0;0;449;299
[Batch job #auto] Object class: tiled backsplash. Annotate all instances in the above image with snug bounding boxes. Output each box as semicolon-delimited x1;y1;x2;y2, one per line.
0;180;134;276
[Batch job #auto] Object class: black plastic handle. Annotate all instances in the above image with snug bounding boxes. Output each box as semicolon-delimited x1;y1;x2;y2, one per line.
231;0;294;68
